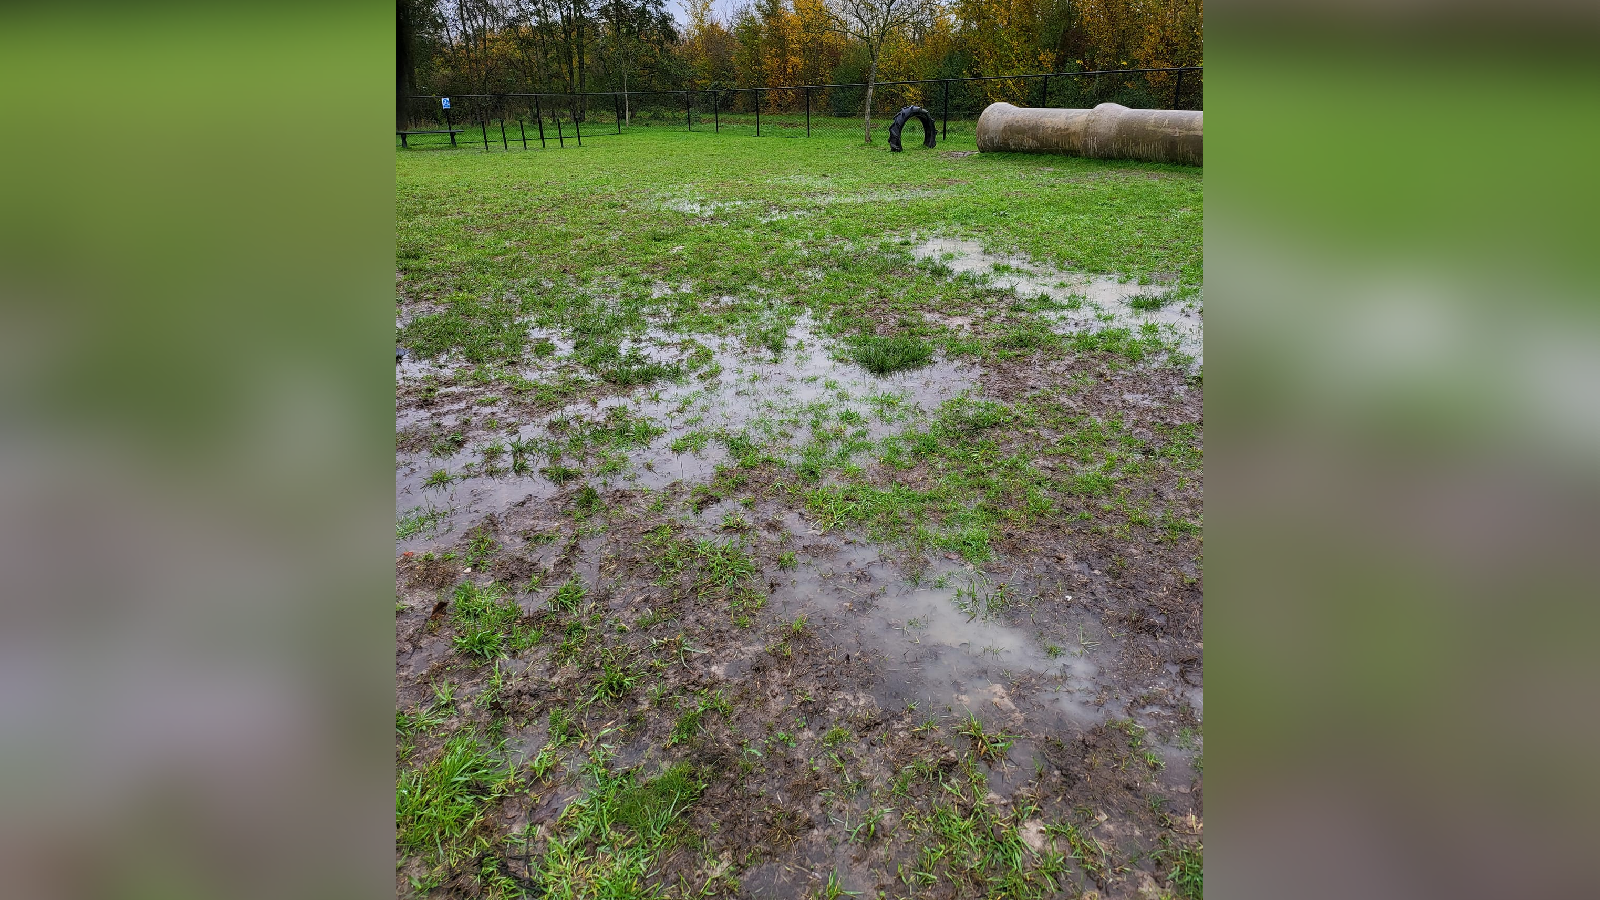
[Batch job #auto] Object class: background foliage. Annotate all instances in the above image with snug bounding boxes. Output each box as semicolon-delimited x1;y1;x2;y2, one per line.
402;0;1202;105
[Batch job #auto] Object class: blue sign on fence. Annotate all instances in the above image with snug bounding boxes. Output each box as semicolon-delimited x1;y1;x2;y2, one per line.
441;97;451;109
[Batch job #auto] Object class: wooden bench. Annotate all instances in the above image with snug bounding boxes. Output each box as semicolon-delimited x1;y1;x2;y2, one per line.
396;129;464;148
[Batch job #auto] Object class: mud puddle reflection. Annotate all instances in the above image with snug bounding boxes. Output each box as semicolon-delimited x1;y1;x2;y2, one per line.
769;512;1112;733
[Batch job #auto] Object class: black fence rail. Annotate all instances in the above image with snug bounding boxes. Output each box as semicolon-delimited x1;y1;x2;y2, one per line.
397;66;1201;151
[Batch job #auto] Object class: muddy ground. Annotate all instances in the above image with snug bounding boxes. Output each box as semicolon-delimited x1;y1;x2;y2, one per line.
396;239;1202;898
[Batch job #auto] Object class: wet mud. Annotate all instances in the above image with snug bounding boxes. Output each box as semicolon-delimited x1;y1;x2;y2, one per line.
397;272;1202;898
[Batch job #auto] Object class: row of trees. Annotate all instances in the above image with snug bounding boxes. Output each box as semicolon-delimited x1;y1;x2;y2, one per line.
397;0;1201;142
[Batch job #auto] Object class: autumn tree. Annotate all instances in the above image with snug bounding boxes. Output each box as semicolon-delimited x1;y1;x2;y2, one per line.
956;0;1053;102
817;0;936;143
682;0;736;85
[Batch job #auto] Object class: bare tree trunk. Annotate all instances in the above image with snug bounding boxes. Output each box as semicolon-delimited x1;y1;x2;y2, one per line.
397;0;416;130
863;53;877;144
613;0;631;125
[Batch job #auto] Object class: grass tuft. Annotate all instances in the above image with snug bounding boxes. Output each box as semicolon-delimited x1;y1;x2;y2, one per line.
1128;292;1173;311
849;334;933;375
396;731;512;862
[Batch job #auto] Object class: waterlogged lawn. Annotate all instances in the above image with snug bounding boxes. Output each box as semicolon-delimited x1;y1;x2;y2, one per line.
395;129;1203;898
396;128;1201;367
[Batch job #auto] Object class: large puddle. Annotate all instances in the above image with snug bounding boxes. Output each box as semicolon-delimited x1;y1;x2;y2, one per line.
913;237;1203;364
396;317;977;552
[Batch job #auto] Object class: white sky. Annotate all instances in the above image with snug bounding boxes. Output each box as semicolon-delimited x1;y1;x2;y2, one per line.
662;0;737;27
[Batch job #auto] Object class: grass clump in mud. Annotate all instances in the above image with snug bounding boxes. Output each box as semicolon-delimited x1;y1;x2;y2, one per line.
797;394;1049;563
1128;292;1174;311
956;712;1016;761
1156;839;1204;899
549;575;587;613
451;581;537;659
890;759;1083;899
516;757;703;898
849;333;933;374
396;731;513;867
647;526;760;602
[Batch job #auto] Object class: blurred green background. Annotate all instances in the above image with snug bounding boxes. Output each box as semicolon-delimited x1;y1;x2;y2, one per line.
1207;9;1600;899
0;4;394;899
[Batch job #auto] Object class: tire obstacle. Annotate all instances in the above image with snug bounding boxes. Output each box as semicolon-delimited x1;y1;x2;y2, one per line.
888;106;937;152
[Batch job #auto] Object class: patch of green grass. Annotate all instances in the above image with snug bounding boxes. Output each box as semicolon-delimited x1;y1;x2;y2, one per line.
1128;292;1173;311
451;581;521;659
849;334;933;375
541;462;582;482
522;758;703;897
935;396;1013;433
430;429;468;457
396;730;513;863
573;484;603;517
670;430;712;454
751;319;790;356
1066;325;1166;362
1045;820;1110;882
666;689;731;747
649;527;761;606
591;661;639;705
896;766;1068;899
1176;725;1202;751
991;322;1059;355
549;576;587;613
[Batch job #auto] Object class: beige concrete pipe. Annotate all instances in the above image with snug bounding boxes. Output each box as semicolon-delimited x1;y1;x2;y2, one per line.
976;102;1202;166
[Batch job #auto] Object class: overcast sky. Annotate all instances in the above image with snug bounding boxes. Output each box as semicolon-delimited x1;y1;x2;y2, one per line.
662;0;736;28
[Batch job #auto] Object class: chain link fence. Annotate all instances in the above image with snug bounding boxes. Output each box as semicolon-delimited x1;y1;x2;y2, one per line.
397;66;1201;151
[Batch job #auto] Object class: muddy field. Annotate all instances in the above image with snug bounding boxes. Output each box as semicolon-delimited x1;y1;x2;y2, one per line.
397;135;1201;899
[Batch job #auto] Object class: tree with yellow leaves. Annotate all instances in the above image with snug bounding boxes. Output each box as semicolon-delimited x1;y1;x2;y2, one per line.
816;0;938;143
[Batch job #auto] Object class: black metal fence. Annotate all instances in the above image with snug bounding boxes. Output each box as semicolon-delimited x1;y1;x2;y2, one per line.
397;66;1201;151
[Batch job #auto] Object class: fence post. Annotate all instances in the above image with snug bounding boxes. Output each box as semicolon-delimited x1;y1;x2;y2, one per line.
573;97;582;146
499;101;508;149
556;109;564;148
445;105;456;146
687;91;692;130
805;86;811;137
616;93;622;133
942;80;949;140
1172;70;1184;109
519;117;527;150
714;91;719;132
482;111;489;151
755;89;761;136
536;99;546;148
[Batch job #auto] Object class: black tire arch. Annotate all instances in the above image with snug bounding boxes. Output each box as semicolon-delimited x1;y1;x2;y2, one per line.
888;105;937;152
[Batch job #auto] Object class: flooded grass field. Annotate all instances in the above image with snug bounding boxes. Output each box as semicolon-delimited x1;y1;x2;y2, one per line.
396;129;1202;898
